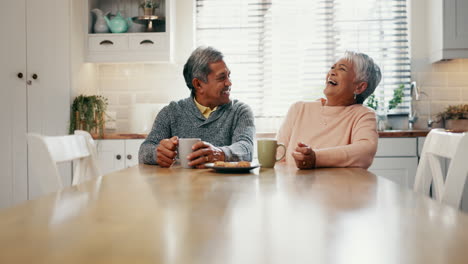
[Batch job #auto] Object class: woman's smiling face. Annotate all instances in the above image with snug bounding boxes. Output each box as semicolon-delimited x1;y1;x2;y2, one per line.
323;58;359;106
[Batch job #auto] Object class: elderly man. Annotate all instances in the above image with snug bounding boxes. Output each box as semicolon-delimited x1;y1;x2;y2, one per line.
139;46;255;168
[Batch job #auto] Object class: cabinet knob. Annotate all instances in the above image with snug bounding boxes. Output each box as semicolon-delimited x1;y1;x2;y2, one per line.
32;74;38;80
127;154;132;160
17;72;23;79
116;154;121;160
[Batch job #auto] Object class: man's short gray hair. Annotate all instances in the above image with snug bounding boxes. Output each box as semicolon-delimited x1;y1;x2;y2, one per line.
343;51;382;104
183;46;224;96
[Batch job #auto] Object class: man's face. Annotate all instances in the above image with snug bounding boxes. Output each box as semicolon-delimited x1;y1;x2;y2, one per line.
196;60;232;108
323;58;358;105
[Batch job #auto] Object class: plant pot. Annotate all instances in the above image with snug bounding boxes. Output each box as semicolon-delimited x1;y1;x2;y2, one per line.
143;7;154;16
75;111;105;137
445;119;468;132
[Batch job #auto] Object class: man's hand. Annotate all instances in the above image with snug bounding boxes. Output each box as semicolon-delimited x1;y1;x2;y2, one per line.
156;136;179;167
187;141;225;169
291;142;316;169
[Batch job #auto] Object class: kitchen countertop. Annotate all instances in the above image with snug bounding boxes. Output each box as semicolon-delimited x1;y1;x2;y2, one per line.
92;130;431;140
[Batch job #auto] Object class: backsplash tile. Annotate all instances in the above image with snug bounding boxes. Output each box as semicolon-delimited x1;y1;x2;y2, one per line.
98;63;186;132
431;86;462;101
447;73;468;86
412;59;468;130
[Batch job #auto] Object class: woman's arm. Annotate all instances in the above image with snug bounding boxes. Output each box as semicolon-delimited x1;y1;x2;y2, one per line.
314;111;378;169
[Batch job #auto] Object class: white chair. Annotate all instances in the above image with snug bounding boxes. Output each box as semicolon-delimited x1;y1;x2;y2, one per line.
27;133;101;195
414;128;468;209
74;130;100;160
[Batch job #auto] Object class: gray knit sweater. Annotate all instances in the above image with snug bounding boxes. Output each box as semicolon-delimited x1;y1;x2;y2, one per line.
138;97;255;165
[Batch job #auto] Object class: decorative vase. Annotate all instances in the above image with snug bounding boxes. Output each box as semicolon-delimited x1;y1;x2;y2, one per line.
104;11;131;33
91;8;109;33
445;119;468;132
74;111;105;137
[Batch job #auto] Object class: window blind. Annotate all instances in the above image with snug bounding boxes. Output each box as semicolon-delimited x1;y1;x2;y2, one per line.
196;0;411;131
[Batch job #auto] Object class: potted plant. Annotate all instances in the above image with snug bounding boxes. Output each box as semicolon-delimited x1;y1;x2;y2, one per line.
69;95;108;138
435;104;468;132
366;84;407;130
140;0;160;16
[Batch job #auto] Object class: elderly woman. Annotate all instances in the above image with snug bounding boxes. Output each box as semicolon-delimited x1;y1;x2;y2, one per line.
277;51;381;169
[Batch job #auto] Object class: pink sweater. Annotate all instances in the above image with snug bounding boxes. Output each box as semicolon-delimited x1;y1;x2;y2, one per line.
276;99;378;168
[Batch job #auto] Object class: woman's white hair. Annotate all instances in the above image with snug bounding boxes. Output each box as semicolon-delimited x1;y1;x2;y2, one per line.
343;51;382;104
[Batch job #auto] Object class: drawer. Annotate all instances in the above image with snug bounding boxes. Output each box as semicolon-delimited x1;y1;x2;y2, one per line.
375;138;417;157
129;35;167;51
88;36;128;52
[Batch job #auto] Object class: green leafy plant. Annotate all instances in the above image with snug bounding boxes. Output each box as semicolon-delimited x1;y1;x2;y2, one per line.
436;104;468;121
69;95;108;138
140;0;159;9
388;84;404;110
365;93;378;110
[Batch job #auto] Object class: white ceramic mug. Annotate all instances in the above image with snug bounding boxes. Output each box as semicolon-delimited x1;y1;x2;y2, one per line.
178;138;201;168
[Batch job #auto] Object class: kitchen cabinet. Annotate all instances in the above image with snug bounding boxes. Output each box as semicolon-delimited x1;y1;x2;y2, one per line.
96;139;144;174
0;0;71;208
429;0;468;62
86;0;174;63
368;138;419;189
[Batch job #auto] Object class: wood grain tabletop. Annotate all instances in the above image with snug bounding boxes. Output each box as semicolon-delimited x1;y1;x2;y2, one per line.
0;164;467;264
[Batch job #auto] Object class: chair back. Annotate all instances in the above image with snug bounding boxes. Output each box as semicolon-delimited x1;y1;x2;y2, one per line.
74;130;102;182
27;133;101;195
414;128;468;208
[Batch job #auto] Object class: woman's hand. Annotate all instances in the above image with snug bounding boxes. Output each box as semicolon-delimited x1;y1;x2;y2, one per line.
292;142;316;169
187;141;225;168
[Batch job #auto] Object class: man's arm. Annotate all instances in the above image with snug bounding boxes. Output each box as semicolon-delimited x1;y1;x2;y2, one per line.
219;104;255;161
138;107;172;165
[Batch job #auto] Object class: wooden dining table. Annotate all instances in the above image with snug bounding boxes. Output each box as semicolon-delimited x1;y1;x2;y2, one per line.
1;164;468;264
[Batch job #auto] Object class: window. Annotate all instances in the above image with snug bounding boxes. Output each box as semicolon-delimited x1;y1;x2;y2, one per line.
196;0;410;132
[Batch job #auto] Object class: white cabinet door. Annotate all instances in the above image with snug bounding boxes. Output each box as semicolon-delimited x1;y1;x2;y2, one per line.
375;138;417;157
0;0;28;209
96;139;144;174
96;140;126;175
0;0;71;208
429;0;468;61
125;139;144;168
26;0;71;200
369;157;418;189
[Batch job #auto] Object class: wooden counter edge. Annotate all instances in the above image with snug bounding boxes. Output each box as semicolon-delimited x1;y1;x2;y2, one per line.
92;130;431;140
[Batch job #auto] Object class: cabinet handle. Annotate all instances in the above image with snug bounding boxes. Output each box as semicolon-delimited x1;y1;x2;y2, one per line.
140;39;154;45
116;154;121;160
17;72;23;79
127;154;132;160
32;74;38;80
99;40;114;45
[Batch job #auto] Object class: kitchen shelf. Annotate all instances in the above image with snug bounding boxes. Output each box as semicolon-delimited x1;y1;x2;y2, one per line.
86;0;173;63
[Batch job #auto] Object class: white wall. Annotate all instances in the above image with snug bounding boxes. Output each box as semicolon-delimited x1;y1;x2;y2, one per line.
410;0;468;129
